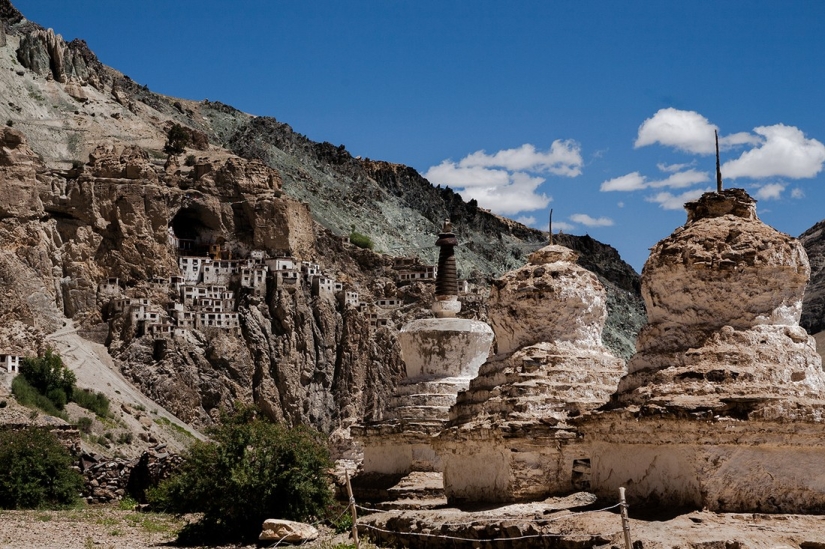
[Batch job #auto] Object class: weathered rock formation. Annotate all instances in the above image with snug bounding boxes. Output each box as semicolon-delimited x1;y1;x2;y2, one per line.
0;122;407;433
436;244;625;503
801;218;825;335
582;189;825;513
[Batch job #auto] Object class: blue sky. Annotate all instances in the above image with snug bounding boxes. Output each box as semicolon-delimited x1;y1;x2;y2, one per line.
14;1;825;271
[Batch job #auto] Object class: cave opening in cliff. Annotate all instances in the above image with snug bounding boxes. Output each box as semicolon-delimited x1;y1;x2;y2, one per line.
169;206;222;253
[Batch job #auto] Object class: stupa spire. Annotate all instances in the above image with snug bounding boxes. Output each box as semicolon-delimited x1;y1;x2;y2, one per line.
716;129;723;193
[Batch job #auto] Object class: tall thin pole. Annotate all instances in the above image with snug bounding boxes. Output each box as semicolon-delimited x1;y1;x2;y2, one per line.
619;487;632;549
548;208;554;245
345;469;360;549
715;130;723;193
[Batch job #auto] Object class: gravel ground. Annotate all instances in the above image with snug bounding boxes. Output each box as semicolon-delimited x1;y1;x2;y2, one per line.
0;505;358;549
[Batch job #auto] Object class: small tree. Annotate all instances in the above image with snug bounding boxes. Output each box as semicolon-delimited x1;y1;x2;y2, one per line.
0;428;83;509
149;405;332;541
164;123;189;155
19;349;76;410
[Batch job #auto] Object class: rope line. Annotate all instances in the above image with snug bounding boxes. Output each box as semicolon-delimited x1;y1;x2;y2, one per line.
435;501;623;527
354;501;625;542
359;522;565;542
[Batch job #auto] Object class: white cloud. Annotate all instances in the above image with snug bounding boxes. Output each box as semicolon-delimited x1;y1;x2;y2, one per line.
721;132;761;148
600;169;708;192
791;187;805;199
552;221;575;232
635;108;718;154
648;169;709;189
617;201;624;208
424;141;582;215
645;188;708;210
635;108;760;154
569;213;614;227
601;172;647;192
754;182;785;200
515;215;537;226
657;161;695;173
722;124;825;179
458;141;583;176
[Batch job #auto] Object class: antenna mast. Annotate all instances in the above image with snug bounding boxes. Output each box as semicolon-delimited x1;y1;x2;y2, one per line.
548;208;553;245
715;130;723;193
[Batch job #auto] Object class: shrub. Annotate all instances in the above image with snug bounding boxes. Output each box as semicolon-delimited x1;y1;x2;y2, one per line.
149;405;332;542
184;154;196;166
76;416;92;434
11;376;67;420
5;119;12;127
349;231;374;250
117;432;133;445
164;124;189;155
0;428;83;509
72;388;109;418
19;349;76;411
16;350;108;419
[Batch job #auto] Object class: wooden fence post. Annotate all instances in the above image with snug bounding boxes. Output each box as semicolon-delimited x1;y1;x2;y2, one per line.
345;469;360;549
619;487;632;549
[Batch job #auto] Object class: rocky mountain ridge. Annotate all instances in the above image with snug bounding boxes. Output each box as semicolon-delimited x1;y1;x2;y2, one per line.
0;1;645;445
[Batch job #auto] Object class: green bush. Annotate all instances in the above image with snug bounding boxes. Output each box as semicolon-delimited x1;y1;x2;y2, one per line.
349;231;374;250
15;350;108;419
19;350;75;411
72;388;109;418
0;428;83;509
184;154;196;166
11;376;67;420
148;405;332;542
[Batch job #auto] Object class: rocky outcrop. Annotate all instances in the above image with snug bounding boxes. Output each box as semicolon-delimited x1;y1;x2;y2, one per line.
801;218;825;335
0;128;44;219
15;26;103;86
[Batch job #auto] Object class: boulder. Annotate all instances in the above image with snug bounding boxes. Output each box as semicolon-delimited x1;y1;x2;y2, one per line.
259;519;319;543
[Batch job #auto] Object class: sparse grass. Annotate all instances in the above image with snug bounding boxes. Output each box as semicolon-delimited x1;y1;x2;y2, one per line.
125;513;175;534
154;416;195;440
118;496;137;511
95;516;118;527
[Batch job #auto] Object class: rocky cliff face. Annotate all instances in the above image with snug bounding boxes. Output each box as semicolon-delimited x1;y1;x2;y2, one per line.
801;219;825;335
